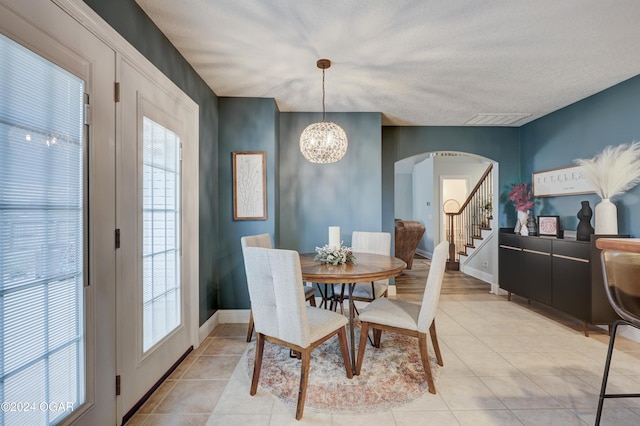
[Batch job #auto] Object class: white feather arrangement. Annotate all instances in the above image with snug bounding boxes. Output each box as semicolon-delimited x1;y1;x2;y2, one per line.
574;141;640;200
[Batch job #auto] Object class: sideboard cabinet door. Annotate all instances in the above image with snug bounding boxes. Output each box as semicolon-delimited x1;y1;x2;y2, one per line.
521;237;552;304
551;240;590;321
499;234;521;295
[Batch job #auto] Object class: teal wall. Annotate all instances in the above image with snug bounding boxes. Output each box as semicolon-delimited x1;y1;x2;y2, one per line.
381;126;521;236
81;0;640;318
217;98;279;309
520;74;640;236
216;110;382;309
279;112;383;252
82;0;220;324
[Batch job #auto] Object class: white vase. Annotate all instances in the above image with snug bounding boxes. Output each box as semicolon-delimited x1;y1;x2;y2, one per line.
515;210;529;235
595;198;618;234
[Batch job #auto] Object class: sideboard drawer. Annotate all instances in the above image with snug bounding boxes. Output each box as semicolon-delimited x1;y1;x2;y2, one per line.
521;237;552;253
553;239;590;260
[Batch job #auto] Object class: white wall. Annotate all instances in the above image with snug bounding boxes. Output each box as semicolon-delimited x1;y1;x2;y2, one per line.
460;227;497;284
394;172;413;220
413;156;434;254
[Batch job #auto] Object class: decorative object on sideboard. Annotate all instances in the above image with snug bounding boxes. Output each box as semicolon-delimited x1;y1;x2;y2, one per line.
576;200;594;241
538;215;560;237
574;141;640;234
508;183;535;235
526;212;538;236
299;59;348;164
519;211;529;236
594;198;617;234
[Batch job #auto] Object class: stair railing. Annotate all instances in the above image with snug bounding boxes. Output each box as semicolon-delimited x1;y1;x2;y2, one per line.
445;164;493;270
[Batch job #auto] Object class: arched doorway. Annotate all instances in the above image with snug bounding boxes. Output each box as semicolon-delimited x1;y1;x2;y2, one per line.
394;151;500;293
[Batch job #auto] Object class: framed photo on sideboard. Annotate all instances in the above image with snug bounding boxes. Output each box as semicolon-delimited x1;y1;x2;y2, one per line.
538;215;560;237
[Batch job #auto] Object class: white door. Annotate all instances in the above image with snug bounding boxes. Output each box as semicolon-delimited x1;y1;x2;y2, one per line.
117;57;199;422
0;1;116;424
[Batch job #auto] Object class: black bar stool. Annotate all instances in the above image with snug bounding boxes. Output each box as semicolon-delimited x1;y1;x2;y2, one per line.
596;249;640;425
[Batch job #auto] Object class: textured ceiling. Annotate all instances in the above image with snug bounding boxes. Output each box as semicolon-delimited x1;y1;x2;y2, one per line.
135;0;640;126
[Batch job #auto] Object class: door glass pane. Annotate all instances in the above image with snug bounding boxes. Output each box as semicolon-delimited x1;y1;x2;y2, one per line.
142;117;180;352
0;34;85;425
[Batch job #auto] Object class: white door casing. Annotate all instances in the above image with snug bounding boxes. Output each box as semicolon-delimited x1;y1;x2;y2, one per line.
0;0;116;424
1;1;199;424
117;55;199;422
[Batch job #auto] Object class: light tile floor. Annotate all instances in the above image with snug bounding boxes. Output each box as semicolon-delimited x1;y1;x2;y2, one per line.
129;293;640;425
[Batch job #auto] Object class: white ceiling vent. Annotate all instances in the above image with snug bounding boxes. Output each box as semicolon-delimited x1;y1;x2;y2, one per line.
465;113;531;126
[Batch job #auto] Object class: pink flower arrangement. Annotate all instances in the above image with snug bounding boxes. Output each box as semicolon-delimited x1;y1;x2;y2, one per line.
508;183;535;212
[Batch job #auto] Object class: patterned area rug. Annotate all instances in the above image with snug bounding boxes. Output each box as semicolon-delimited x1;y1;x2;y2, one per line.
244;324;439;414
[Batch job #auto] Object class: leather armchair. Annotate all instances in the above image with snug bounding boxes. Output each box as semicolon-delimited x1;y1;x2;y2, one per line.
394;220;426;269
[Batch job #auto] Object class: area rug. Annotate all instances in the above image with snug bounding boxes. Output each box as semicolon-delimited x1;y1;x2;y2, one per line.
243;323;439;414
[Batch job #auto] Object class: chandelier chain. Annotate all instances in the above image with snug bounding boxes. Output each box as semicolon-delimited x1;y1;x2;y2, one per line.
322;68;326;122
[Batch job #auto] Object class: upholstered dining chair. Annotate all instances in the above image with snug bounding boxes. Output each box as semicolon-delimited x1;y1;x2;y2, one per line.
243;246;353;420
595;248;640;425
331;231;391;313
355;240;449;394
241;234;316;342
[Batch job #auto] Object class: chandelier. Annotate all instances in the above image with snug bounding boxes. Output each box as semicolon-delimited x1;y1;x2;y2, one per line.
299;59;348;164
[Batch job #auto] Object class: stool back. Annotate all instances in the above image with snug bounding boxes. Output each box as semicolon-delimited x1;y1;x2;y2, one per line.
601;250;640;327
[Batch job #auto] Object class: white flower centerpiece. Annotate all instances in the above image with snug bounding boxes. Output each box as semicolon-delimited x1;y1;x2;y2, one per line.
575;141;640;234
314;243;357;265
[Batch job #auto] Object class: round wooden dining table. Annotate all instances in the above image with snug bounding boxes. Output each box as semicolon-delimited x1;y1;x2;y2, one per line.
299;252;407;368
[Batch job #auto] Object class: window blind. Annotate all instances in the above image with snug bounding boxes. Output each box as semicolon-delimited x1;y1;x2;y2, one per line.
0;33;85;425
142;117;181;352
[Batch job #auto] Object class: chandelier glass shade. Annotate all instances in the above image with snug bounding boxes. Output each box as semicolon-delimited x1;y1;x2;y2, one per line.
299;121;348;164
299;59;348;164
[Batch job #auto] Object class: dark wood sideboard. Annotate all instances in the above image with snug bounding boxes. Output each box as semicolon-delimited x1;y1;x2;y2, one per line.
498;231;629;336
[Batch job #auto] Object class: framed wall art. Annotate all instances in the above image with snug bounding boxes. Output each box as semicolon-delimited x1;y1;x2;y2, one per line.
532;165;597;197
538;215;560;237
233;151;267;220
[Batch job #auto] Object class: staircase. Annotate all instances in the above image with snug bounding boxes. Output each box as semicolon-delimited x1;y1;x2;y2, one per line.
445;164;493;271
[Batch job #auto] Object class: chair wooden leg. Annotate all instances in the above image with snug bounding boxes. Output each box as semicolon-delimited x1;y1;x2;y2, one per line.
429;320;443;366
246;309;254;342
355;322;369;375
338;327;354;378
296;348;311;420
308;293;316;307
418;332;436;394
373;329;382;347
250;333;265;395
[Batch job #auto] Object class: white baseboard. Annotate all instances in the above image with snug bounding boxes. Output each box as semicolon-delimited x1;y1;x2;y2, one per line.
597;323;640;343
388;285;396;297
415;248;432;259
202;303;640;344
197;310;220;347
492;284;508;296
619;325;640;343
219;309;251;324
461;265;493;286
197;309;250;346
